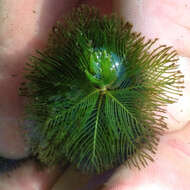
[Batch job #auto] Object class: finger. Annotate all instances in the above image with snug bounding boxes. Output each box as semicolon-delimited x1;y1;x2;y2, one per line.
0;0;78;186
114;0;190;57
103;122;190;190
166;56;190;132
0;0;78;159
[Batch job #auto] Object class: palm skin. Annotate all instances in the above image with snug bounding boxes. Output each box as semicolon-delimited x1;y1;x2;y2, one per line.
0;0;190;190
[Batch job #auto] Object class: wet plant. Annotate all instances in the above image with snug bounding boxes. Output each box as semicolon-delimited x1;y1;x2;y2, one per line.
20;5;184;174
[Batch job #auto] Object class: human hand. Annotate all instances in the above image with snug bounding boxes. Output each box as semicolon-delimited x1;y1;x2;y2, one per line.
0;0;190;190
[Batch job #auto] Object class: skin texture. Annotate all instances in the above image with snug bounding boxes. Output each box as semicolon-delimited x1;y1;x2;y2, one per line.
0;0;190;189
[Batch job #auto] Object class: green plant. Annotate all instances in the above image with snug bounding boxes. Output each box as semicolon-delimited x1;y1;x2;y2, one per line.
20;5;184;174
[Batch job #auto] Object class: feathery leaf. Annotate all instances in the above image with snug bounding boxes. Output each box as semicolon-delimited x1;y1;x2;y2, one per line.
20;5;184;173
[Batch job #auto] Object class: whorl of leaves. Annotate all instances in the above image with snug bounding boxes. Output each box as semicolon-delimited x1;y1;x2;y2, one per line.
20;5;184;173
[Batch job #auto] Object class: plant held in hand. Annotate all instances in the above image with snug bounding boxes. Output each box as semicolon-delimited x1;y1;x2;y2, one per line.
20;5;184;173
